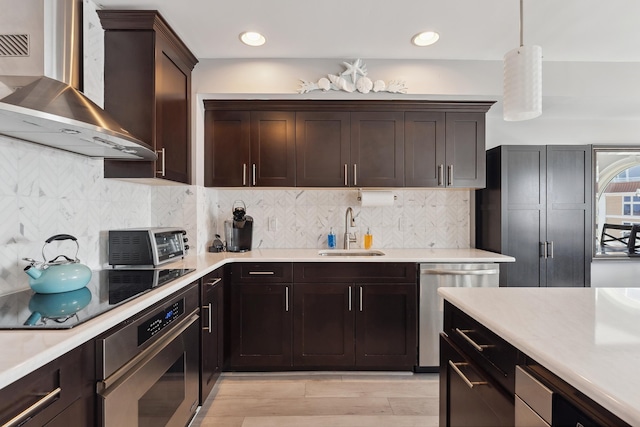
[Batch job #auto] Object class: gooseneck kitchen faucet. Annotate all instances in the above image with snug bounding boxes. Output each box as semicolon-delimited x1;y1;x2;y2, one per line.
344;207;357;249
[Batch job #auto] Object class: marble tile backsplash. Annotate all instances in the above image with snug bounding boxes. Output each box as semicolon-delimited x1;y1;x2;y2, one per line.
214;188;471;250
0;136;205;295
0;134;471;294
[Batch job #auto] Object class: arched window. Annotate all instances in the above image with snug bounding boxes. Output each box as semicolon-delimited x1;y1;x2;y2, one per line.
595;149;640;255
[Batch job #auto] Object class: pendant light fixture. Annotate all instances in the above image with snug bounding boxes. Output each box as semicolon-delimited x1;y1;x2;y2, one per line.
503;0;542;121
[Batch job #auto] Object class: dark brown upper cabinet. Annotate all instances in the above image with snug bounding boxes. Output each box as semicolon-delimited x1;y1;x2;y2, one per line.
251;111;296;186
350;112;405;187
204;108;295;187
405;111;446;187
405;111;486;188
296;111;350;187
99;10;198;184
203;100;493;188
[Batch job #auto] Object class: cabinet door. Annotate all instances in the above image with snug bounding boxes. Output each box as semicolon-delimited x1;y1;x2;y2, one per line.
155;36;191;183
251;111;296;186
201;272;224;403
502;146;547;287
230;283;292;368
296;111;351;187
404;112;446;187
445;112;486;188
293;283;355;367
204;110;251;186
355;284;417;368
545;146;592;287
351;112;404;187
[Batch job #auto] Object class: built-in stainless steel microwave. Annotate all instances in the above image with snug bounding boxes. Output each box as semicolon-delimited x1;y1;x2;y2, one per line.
108;228;188;266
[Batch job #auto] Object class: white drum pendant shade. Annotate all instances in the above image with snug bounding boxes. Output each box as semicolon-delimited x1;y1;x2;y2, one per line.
503;45;542;121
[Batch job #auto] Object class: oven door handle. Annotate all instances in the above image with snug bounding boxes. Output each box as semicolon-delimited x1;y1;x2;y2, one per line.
98;310;199;394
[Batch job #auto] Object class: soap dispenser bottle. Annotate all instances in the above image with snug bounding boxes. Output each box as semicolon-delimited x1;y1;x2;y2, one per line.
364;227;373;249
328;227;336;249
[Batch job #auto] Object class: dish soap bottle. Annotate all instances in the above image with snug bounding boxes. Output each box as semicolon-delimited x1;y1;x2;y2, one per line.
364;227;373;249
328;227;336;249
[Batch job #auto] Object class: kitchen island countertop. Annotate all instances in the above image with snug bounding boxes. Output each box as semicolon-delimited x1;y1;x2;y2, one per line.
439;286;640;426
0;248;512;389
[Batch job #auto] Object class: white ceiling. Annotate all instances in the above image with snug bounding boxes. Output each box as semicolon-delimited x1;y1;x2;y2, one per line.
95;0;640;62
95;0;640;147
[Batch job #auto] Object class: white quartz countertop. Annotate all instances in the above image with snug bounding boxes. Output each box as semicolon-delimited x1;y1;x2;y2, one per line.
0;248;512;389
439;287;640;426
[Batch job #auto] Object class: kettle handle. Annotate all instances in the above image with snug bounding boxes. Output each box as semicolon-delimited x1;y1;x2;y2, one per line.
45;234;77;243
42;235;80;264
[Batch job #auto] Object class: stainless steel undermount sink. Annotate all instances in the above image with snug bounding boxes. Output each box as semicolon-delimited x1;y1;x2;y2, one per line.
318;249;385;257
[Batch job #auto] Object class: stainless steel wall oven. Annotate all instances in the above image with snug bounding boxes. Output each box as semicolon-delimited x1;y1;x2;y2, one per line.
96;282;200;427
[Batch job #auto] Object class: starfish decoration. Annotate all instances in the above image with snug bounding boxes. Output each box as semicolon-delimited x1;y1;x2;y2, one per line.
340;59;368;84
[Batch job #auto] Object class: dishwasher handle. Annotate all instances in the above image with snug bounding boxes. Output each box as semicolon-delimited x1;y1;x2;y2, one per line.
420;268;499;276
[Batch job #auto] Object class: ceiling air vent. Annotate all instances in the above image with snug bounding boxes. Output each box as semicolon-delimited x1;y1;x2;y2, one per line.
0;34;29;57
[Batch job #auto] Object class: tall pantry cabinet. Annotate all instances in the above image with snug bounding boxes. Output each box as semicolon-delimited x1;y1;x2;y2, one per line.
476;145;592;287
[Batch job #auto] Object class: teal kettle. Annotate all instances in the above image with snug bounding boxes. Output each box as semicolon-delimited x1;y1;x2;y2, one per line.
23;234;92;294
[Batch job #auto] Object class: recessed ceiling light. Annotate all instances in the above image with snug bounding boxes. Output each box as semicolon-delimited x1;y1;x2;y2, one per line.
240;31;266;47
412;31;440;47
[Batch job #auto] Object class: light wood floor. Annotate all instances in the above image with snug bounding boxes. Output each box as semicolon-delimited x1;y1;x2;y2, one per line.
192;372;439;427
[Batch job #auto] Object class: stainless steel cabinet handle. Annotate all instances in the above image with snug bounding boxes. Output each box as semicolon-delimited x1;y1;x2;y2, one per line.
359;286;363;312
447;165;453;186
2;386;62;427
344;164;348;186
348;286;352;311
420;269;499;275
438;164;444;186
540;242;548;259
547;241;554;259
156;148;166;176
242;163;247;186
202;303;212;333
248;271;275;275
252;163;257;186
455;328;492;352
205;277;222;287
448;361;488;389
285;286;289;312
353;164;358;186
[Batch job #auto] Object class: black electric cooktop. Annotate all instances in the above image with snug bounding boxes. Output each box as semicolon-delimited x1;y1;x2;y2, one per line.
0;268;195;330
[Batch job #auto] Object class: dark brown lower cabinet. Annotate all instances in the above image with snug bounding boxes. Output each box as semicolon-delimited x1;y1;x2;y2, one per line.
356;283;416;368
0;340;95;426
293;283;355;367
440;334;514;427
200;269;224;403
229;282;293;369
230;262;417;371
291;282;418;370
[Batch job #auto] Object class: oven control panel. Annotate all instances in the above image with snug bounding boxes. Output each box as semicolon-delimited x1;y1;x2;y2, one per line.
137;299;184;346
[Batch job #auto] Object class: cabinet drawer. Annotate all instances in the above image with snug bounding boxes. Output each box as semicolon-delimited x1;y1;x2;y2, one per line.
444;301;518;395
232;263;293;282
441;334;514;427
294;263;416;283
0;346;84;426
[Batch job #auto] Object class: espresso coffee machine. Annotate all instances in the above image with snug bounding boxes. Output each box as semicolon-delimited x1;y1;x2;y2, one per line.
224;201;253;252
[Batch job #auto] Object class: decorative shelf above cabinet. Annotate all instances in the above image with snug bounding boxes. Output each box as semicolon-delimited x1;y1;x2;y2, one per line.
99;10;198;184
203;100;494;188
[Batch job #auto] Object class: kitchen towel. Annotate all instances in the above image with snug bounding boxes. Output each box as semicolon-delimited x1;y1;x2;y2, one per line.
359;190;395;207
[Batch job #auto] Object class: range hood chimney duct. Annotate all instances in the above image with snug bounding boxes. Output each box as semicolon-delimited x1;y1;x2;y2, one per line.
0;0;156;160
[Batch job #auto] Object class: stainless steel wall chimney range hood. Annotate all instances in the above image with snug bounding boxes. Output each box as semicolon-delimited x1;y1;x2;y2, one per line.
0;0;156;160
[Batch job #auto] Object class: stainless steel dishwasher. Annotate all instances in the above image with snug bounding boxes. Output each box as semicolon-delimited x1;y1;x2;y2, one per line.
418;263;499;370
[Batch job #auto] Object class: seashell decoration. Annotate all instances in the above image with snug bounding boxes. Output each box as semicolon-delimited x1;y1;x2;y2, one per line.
318;77;331;91
298;59;408;94
356;77;373;94
373;80;386;92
